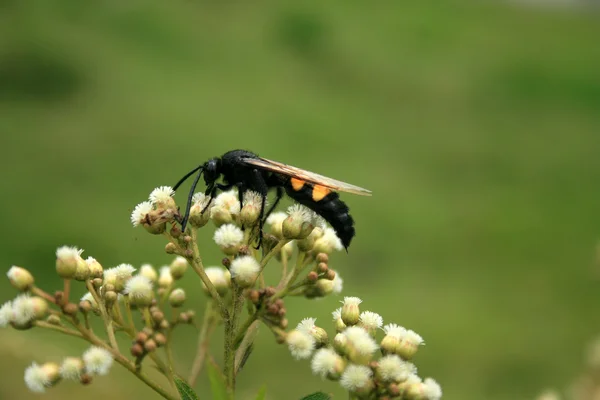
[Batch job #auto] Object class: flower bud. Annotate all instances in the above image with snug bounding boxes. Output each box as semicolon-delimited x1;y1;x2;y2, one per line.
332;308;347;333
158;267;173;288
359;311;383;337
42;362;61;386
230;256;260;288
240;203;261;227
169;288;186;307
104;290;118;305
7;266;34;291
169;256;189;280
47;314;61;325
73;258;90;281
202;267;231;295
333;333;349;356
189;194;211;228
85;258;103;279
210;207;234;226
144;339;157;353
60;357;85;380
30;297;48;320
396;330;424;360
311;348;346;381
340;364;374;396
55;246;83;279
341;296;362;326
165;242;177;254
313;227;344;254
297;226;323;252
124;276;154;307
139;264;157;282
314;279;334;297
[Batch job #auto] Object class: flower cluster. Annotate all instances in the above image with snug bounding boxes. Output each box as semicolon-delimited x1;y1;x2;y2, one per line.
1;185;443;400
285;297;442;399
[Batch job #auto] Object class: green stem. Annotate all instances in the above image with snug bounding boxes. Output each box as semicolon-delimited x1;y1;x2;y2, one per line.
233;312;259;348
62;278;71;305
31;286;56;304
271;252;307;301
34;320;83;338
188;301;218;386
224;286;244;393
123;296;137;334
85;280;119;350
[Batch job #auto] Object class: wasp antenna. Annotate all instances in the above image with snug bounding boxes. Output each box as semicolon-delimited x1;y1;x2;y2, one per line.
173;165;203;191
180;166;204;232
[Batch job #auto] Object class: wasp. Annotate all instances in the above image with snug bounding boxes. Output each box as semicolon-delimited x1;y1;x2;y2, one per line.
173;149;372;249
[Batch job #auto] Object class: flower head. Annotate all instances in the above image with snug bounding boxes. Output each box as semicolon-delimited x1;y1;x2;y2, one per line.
124;275;154;306
169;256;189;279
83;346;113;376
341;296;362;326
283;204;315;239
343;326;378;357
286;329;316;360
266;212;287;237
55;246;84;279
376;354;417;382
149;186;175;207
7;266;34;291
60;357;84;380
189;193;212;227
313;227;344;254
203;267;231;295
230;256;260;288
24;363;58;393
211;190;240;217
0;301;12;327
158;266;173;288
331;271;343;294
131;201;153;227
359;311;383;335
11;293;36;326
424;377;442;400
311;347;345;379
340;364;373;393
139;264;157;282
213;224;244;254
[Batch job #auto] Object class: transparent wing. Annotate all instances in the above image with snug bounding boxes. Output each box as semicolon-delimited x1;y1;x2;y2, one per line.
243;157;372;196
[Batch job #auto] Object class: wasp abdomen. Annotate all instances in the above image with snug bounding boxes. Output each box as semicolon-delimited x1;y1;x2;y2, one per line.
284;179;355;249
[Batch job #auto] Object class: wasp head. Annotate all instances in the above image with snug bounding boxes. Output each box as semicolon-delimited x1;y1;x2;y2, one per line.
203;158;221;186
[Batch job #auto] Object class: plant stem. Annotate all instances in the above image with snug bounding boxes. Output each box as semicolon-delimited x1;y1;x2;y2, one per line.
234;320;259;375
224;286;244;393
123;296;137;334
233;311;259;348
188;301;218;386
62;278;71;305
187;230;228;319
271;252;306;301
85;280;119;350
34;320;83;338
31;286;56;304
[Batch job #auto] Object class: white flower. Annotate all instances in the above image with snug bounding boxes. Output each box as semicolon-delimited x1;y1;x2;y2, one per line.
139;264;157;282
83;346;113;376
24;363;50;393
359;311;383;331
204;267;231;291
0;301;12;327
286;330;316;360
383;323;407;338
130;201;153;226
158;266;173;287
287;204;313;224
332;308;342;321
423;377;442;400
297;317;317;335
377;354;416;382
192;192;211;207
311;348;343;379
342;296;362;307
266;212;287;236
331;271;343;294
11;294;35;326
404;329;425;347
213;224;244;248
60;357;84;380
343;326;378;356
124;276;154;305
149;186;174;205
114;263;136;280
212;190;240;215
313;227;344;253
340;364;372;391
229;256;260;287
56;245;83;260
243;191;264;208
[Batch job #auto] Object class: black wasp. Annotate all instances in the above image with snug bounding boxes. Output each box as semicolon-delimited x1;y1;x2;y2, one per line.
173;149;372;249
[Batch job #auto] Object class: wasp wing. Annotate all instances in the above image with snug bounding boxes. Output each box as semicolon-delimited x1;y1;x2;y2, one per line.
242;157;372;196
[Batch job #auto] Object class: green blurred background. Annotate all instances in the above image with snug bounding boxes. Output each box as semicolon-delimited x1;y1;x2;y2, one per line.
1;1;599;399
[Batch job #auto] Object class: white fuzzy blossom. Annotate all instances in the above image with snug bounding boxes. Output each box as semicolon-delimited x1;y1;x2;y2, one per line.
311;348;342;379
83;346;113;376
404;329;425;347
130;201;153;226
158;266;173;287
149;186;174;205
377;354;416;382
332;271;343;294
213;224;244;248
332;308;342;321
0;301;12;327
286;330;316;360
343;326;378;356
359;311;383;331
114;263;136;280
266;212;287;236
24;363;50;393
56;245;83;260
340;364;372;392
123;276;153;300
229;256;260;287
212;190;240;215
342;296;362;307
383;323;407;338
60;357;84;380
286;204;313;223
314;227;344;253
11;294;35;326
297;318;318;335
424;377;443;400
243;191;264;208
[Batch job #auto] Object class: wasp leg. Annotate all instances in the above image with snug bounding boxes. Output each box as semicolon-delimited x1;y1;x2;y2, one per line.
249;169;269;249
181;167;204;232
263;186;283;221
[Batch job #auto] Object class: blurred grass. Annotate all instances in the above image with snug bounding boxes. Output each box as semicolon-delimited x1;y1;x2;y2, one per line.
0;0;599;399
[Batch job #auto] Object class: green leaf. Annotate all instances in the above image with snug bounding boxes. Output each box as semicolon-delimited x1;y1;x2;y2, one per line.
207;362;230;400
300;392;331;400
174;376;199;400
254;385;267;400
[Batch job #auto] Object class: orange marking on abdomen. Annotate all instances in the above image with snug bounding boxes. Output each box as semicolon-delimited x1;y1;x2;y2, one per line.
290;177;305;191
312;185;331;201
